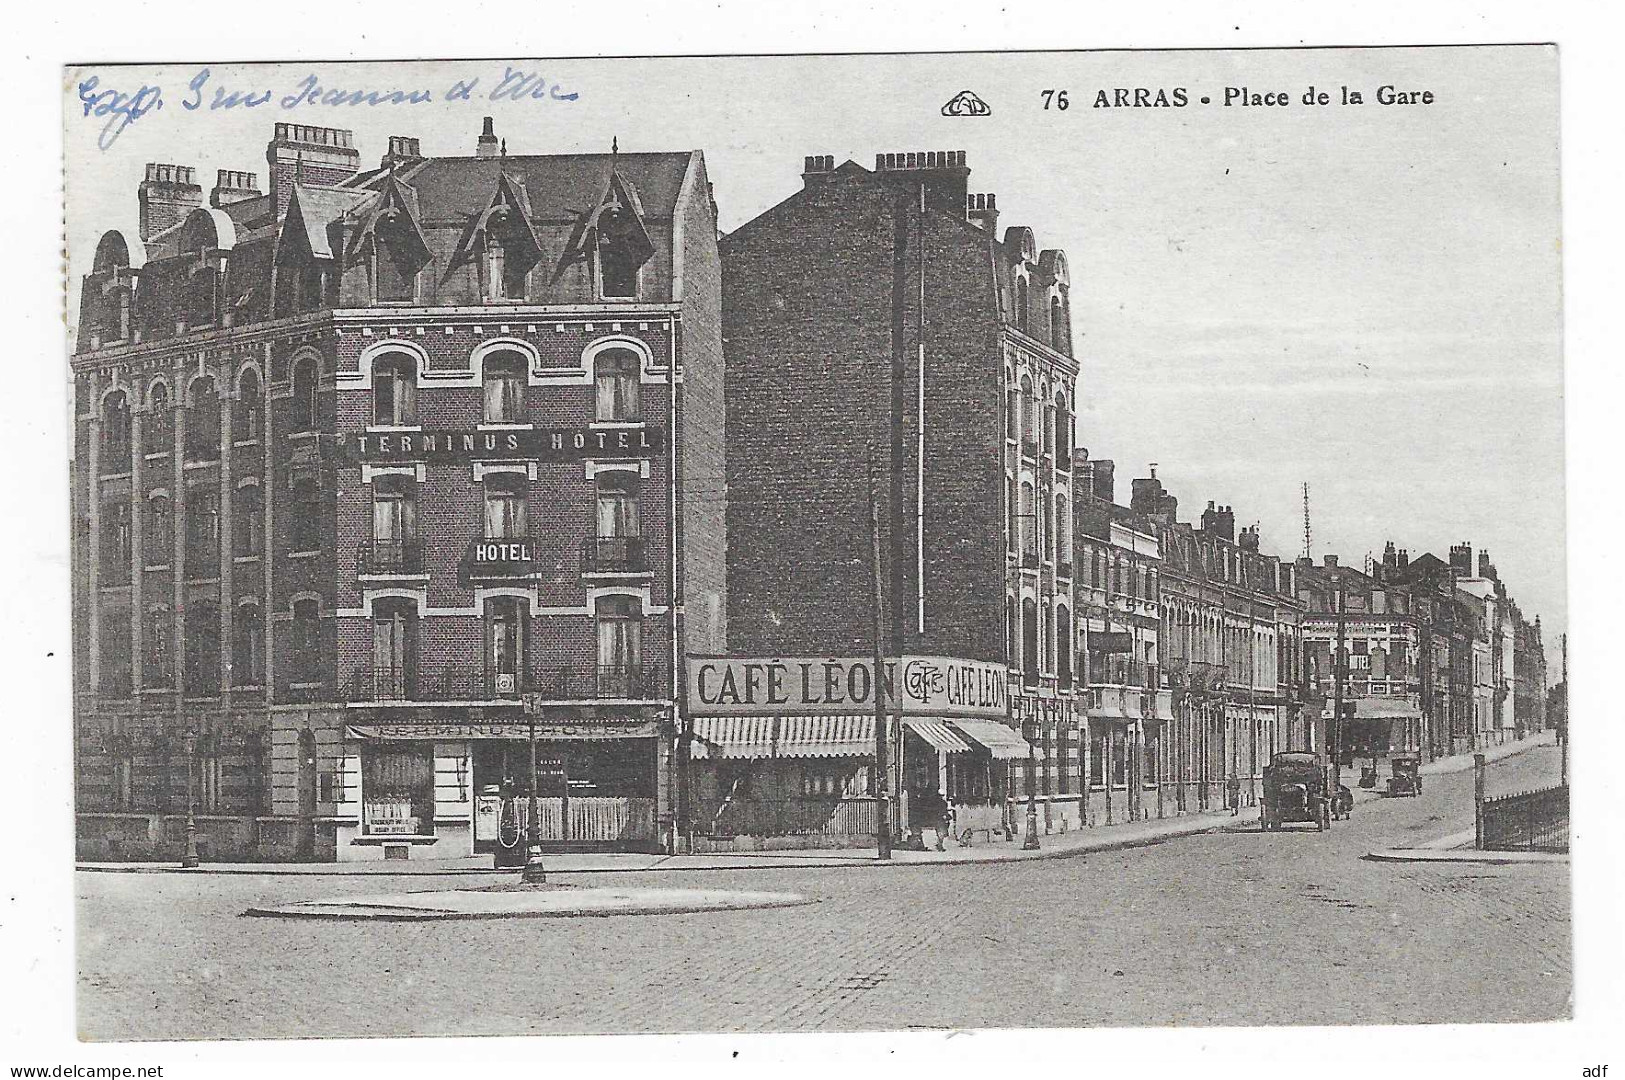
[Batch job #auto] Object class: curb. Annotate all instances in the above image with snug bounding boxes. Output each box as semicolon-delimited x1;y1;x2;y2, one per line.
243;889;818;921
1362;847;1567;865
78;811;1261;877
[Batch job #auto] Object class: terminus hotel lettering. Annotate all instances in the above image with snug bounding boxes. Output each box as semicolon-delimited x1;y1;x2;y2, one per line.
342;426;667;463
689;657;1008;717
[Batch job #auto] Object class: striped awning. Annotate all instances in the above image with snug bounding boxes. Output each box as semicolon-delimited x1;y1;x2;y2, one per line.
946;718;1033;760
902;717;973;754
688;714;874;760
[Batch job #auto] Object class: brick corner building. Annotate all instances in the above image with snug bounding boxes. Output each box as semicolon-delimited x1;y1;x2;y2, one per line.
71;120;723;860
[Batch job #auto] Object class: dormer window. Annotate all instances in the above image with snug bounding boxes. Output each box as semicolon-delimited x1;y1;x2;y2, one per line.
597;231;640;299
374;214;420;303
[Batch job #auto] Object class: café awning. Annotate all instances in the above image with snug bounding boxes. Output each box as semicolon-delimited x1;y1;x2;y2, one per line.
902;717;973;754
946;718;1033;760
1351;697;1423;720
688;714;874;760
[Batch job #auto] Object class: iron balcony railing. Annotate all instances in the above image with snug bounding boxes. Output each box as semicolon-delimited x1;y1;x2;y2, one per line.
581;535;648;574
358;540;424;575
345;663;665;703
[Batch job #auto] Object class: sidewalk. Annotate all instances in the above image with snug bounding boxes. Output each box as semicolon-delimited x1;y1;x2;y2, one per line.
80;802;1265;877
78;732;1557;879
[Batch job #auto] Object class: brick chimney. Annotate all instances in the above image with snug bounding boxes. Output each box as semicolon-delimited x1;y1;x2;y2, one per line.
967;191;999;234
1089;459;1116;504
1323;554;1339;568
1398;548;1409;569
265;123;360;216
1449;542;1473;575
475;116;500;159
209;170;262;209
138;164;202;241
1201;502;1235;543
382;136;423;170
1239;525;1260;552
872;149;971;214
1478;550;1496;581
801;155;837;189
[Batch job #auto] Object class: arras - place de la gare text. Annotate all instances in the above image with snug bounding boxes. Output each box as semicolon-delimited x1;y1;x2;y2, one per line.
1085;84;1435;108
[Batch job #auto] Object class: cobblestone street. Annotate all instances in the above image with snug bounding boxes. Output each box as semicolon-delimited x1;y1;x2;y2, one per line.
76;745;1569;1041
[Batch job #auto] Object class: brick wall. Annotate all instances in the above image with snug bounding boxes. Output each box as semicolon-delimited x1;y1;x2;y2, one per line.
721;169;1005;662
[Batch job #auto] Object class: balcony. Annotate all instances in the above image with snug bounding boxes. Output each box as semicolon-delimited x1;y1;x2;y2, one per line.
358;540;424;575
344;663;665;704
581;536;648;574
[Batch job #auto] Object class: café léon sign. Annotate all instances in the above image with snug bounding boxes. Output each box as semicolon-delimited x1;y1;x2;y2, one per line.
687;656;1009;719
338;426;666;464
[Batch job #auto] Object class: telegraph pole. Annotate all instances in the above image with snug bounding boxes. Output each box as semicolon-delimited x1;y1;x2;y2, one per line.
1330;571;1347;824
870;458;892;861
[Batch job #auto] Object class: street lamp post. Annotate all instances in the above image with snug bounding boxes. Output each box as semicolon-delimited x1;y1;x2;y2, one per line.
1329;572;1347;826
180;726;199;869
1021;710;1040;850
522;716;546;884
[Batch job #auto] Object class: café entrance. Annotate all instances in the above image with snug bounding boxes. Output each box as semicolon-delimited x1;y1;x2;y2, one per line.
471;737;659;853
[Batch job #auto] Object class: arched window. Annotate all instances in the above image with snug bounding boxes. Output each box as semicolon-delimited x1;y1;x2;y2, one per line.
1054;391;1071;470
1018;481;1036;562
183;600;220;695
483;473;527;539
1055;493;1071;573
482;353;527;424
185;377;221;461
100;498;131;584
1016;275;1029;333
144;604;172;687
1021;597;1039;684
1018;376;1036;456
594;349;641;422
371;597;418;700
596;473;639;538
1005;596;1016;666
290;471;320;552
596;595;643;695
185;485;220;568
1006;478;1018;554
1050;295;1063;348
1043;402;1055;460
372;354;417;427
290;358;318;433
98;604;132;696
100;392;131;473
290;599;321;682
234;484;263;558
145;384;173;456
232;603;264;687
145;492;172;567
1057;606;1073;688
1005;386;1019;442
369;475;418;572
235;370;262;441
186;263;217;330
486;597;528;697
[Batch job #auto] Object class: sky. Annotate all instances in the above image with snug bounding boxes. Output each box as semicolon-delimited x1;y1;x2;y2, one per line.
62;47;1565;650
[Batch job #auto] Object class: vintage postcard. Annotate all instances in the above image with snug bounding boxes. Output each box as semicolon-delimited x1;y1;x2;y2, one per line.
62;46;1567;1045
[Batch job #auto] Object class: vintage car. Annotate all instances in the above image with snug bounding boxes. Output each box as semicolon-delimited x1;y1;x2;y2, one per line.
1261;751;1327;831
1387;752;1423;798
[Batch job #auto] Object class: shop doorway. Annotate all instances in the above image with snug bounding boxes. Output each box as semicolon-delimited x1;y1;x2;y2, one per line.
472;739;659;852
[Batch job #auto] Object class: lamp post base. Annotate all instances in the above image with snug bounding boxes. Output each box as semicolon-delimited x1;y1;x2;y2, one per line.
180;819;199;869
520;843;547;884
1022;803;1041;850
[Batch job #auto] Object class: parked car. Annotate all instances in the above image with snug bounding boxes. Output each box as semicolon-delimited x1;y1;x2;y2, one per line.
1387;752;1422;798
1262;751;1327;831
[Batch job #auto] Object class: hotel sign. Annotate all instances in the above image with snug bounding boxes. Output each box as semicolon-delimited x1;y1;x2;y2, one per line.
686;655;1009;719
338;426;665;463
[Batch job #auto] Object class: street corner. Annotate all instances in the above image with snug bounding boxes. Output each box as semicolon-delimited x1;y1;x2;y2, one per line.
241;884;817;921
1362;847;1568;866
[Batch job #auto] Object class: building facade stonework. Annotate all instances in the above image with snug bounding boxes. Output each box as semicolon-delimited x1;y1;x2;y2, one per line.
72;120;724;860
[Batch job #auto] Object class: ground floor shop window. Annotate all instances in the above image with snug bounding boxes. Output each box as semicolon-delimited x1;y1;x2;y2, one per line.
1089;730;1105;790
362;745;434;836
1142;729;1160;788
1111;727;1129;789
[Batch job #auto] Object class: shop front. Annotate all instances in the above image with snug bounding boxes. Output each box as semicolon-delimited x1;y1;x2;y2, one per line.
684;655;1028;851
338;711;667;860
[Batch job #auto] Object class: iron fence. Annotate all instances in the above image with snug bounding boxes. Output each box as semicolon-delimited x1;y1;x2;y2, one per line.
1480;783;1568;852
